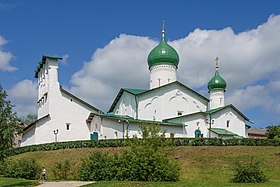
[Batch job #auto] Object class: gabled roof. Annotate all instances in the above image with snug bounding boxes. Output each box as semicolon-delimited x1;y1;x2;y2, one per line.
60;87;103;114
108;81;209;113
23;114;50;132
163;112;205;122
87;113;183;127
204;104;251;122
209;128;236;136
108;88;147;113
35;55;63;78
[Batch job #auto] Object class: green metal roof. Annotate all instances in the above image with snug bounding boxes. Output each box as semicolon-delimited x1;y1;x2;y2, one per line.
123;88;147;95
208;70;227;92
163;112;205;122
89;113;183;127
209;128;236;136
34;55;63;78
147;37;179;68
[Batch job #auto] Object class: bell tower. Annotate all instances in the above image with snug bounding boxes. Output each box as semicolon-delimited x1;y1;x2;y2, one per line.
35;56;62;118
208;57;227;110
147;21;179;89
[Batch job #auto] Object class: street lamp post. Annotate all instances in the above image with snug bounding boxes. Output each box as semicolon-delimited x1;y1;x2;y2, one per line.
53;129;59;142
206;118;214;138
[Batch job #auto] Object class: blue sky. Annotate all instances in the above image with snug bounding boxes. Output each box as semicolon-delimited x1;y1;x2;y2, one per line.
1;0;280;128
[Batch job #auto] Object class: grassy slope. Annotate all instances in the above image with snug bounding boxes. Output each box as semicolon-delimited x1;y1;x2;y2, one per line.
0;176;39;187
12;146;280;186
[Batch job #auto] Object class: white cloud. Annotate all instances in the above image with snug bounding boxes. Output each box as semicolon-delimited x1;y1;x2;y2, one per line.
0;35;16;71
70;34;156;109
68;14;280;117
61;54;69;65
8;80;37;118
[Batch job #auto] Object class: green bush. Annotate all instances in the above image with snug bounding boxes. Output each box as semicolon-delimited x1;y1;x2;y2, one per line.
231;157;268;183
52;160;71;180
79;124;180;182
3;158;40;180
79;151;115;181
1;138;280;158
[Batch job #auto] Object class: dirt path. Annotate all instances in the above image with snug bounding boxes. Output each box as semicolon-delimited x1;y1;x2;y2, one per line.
37;181;95;187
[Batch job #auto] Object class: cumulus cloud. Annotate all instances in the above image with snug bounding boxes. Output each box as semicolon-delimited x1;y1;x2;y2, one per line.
70;34;156;109
8;80;37;118
69;15;280;117
61;54;69;65
0;35;16;71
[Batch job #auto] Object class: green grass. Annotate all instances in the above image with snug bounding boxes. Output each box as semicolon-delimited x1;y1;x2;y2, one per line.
83;180;280;187
10;146;280;186
0;176;39;187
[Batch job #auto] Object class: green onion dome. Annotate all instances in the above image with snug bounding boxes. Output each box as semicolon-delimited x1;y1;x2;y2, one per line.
147;28;179;68
208;70;227;92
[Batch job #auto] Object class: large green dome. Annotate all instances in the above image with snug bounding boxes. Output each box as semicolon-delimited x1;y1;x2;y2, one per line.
147;37;179;68
208;70;227;92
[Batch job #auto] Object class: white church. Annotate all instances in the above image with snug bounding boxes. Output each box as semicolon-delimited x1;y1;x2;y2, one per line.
21;26;251;146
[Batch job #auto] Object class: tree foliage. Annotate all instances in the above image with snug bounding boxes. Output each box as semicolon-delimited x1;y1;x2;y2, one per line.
22;114;37;125
0;85;21;160
266;125;280;139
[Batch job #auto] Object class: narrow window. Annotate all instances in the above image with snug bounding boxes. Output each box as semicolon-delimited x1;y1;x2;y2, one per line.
227;120;230;128
66;123;70;130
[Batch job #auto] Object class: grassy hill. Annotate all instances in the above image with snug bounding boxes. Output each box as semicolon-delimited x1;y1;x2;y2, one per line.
11;146;280;186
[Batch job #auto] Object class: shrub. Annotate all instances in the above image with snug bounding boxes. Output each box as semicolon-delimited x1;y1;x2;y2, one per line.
79;151;115;181
52;160;71;180
3;158;40;179
231;157;268;183
79;124;180;182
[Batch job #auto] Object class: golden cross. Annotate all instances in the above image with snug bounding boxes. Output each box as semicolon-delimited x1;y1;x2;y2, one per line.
162;20;165;39
215;57;219;70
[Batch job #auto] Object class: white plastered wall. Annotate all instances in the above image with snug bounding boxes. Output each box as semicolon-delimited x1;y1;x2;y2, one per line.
150;64;177;89
90;116;186;140
165;113;208;138
112;91;137;118
210;107;247;137
138;83;208;121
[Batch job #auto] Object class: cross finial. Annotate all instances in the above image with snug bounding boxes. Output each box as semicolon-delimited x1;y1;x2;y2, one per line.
162;20;165;39
215;57;219;70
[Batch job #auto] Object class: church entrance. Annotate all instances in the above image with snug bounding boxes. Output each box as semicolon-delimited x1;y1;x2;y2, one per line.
195;129;202;138
91;132;98;141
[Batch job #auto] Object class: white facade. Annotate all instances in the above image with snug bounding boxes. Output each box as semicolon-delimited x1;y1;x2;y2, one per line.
209;89;225;109
21;56;101;146
150;64;177;89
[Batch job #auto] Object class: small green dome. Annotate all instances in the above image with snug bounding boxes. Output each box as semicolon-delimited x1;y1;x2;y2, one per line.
208;70;227;92
147;38;179;68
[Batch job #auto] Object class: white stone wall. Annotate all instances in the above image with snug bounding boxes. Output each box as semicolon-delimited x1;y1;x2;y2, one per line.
164;113;209;138
150;64;177;89
138;84;208;121
21;125;36;146
22;57;100;146
90;116;186;140
210;107;247;137
112;91;137;118
209;90;225;109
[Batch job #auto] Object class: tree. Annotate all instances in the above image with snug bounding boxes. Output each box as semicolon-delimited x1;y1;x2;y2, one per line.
23;114;37;125
266;125;280;139
0;85;21;160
